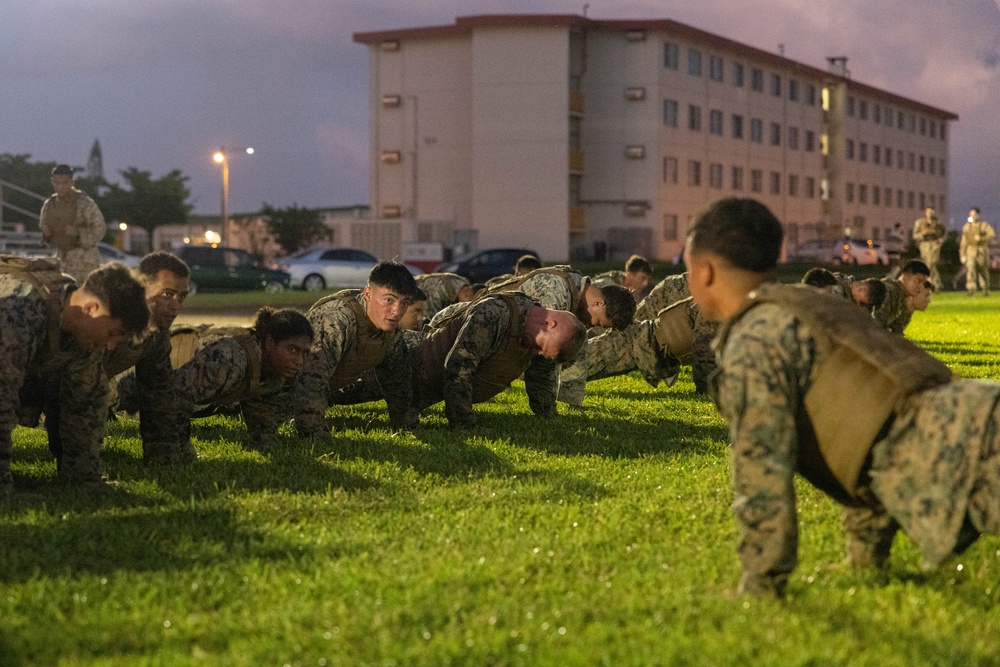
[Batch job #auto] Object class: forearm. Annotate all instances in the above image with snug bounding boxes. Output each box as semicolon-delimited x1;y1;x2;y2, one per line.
524;356;558;417
76;201;106;247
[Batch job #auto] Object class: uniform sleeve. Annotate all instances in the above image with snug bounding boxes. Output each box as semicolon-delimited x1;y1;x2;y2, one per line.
39;199;53;240
175;338;251;415
517;274;572;311
442;301;508;428
294;305;357;438
524;356;558;417
241;383;295;448
374;337;416;428
714;307;805;597
57;346;110;480
0;303;46;475
76;196;107;248
134;332;187;449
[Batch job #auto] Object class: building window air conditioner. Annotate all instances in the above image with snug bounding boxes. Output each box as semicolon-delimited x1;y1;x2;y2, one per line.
381;95;402;108
380;40;400;52
380;150;402;164
625;145;646;159
625;87;646;101
626;30;647;42
624;202;648;217
381;205;402;218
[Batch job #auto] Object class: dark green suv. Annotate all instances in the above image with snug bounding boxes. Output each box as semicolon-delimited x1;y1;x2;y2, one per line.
176;245;290;295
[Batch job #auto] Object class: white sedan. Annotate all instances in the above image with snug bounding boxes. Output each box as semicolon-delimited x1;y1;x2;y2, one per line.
275;247;421;290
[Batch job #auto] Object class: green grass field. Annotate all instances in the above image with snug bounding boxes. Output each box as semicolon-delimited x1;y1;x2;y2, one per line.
4;291;1000;666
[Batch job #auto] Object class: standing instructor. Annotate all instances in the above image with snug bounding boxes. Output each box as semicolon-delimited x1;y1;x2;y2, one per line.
39;164;106;281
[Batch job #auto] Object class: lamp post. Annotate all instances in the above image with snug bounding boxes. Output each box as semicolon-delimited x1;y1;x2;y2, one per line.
212;146;254;246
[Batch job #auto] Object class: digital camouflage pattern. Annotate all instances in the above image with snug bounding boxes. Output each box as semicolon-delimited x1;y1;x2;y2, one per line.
174;331;293;449
39;189;106;281
332;328;429;406
590;270;626;290
415;273;471;320
105;326;194;463
913;214;946;290
0;272;107;486
873;279;912;334
713;302;1000;596
960;219;995;294
434;293;553;427
294;291;413;437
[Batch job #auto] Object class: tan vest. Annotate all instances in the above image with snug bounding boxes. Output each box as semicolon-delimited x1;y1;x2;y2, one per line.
487;265;584;315
0;255;75;367
717;283;953;504
653;297;695;361
311;289;400;391
411;293;532;408
45;193;80;253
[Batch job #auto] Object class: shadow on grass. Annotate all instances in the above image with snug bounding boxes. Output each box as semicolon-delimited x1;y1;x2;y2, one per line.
0;504;303;585
921;341;1000;356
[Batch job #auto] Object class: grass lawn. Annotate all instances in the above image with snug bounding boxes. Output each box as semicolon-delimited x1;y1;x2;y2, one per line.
4;291;1000;665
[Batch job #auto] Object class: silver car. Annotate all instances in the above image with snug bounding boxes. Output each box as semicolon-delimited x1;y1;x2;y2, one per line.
275;247;421;290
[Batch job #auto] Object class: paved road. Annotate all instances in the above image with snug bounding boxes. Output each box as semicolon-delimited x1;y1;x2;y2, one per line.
174;313;255;327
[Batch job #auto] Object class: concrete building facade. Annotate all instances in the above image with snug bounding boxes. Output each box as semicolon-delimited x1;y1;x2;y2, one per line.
355;14;957;262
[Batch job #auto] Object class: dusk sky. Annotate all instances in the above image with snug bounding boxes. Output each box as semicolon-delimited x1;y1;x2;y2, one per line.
2;0;998;227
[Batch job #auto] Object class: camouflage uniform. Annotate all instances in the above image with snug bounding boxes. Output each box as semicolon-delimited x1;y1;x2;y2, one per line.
960;219;995;294
174;329;294;449
873;279;912;334
0;268;107;486
294;290;414;437
712;284;1000;596
415;272;471;320
590;270;627;289
912;215;946;290
419;293;552;427
831;272;854;300
39;188;106;282
560;273;718;402
332;329;428;406
484;273;513;288
105;326;194;463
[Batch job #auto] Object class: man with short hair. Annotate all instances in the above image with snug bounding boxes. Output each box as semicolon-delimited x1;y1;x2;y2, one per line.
912;207;946;291
398;288;429;332
907;280;933;313
874;259;931;334
686;196;1000;598
484;253;541;288
39;164;107;281
105;252;195;464
591;254;653;300
293;261;418;437
415;272;474;320
1;260;148;490
960;207;995;296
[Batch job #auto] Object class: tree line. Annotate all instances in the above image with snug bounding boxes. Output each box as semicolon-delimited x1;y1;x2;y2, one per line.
0;153;330;255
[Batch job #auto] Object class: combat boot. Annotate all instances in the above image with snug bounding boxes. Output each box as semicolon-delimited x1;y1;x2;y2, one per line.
143;440;198;465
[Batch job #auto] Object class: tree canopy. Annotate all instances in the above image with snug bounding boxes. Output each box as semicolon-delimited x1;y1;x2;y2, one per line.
262;203;330;254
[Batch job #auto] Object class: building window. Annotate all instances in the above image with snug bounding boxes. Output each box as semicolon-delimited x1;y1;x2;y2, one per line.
751;67;763;91
806;84;817;106
885;147;892;167
805;130;816;152
663;156;678;183
846;96;856;116
897;150;905;169
930;120;937;139
770;73;782;97
873;145;881;165
874;104;881;124
859;142;868;162
846;182;854;203
709;109;723;135
663;99;679;127
710;55;724;81
789;79;799;102
859;99;868;120
859;184;868;204
919;155;926;172
884;186;892;207
940;159;946;176
788;174;799;196
788;127;799;150
662;214;679;241
929;157;936;174
688;104;702;131
908;191;915;208
908;152;915;170
751;169;763;193
663;42;679;69
919;192;926;209
750;118;763;142
897;189;904;208
688;160;701;186
769;171;781;195
732;114;744;139
897;110;905;129
873;186;881;205
769;122;781;146
908;114;916;132
732;62;744;87
941;124;947;141
920;117;927;135
688;48;702;76
731;166;744;191
930;194;936;208
805;177;816;198
709;163;723;188
846;139;855;160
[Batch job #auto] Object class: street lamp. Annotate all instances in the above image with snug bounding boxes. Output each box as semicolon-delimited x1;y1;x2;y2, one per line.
212;146;254;246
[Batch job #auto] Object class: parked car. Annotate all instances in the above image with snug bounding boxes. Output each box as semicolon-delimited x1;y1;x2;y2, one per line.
274;246;422;290
787;239;887;265
786;240;833;263
435;248;539;284
175;245;290;295
97;242;140;267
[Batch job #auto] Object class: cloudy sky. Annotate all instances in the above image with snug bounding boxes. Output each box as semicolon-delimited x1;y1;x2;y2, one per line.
2;0;998;227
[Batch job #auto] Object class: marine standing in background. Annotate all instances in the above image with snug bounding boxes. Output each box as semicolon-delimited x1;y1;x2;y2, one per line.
911;207;946;291
687;196;1000;598
960;207;995;296
1;260;148;492
39;164;107;281
105;252;195;464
